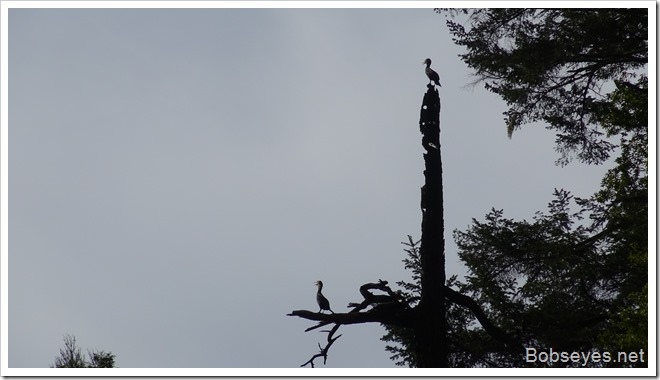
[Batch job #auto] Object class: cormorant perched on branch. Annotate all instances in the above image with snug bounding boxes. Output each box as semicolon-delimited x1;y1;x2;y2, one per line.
423;58;441;87
315;281;334;313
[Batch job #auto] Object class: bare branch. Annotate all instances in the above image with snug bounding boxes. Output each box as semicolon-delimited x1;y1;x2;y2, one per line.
289;280;415;366
287;308;413;328
299;323;343;368
444;285;524;353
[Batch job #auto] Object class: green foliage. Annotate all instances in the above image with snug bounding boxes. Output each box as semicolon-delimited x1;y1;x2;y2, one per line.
432;7;649;367
383;8;647;367
448;74;648;364
88;350;117;368
381;236;421;367
441;9;647;165
452;183;647;366
598;283;647;364
51;334;116;368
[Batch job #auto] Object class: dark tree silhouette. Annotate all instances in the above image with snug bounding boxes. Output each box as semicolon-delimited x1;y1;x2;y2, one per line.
437;8;648;368
50;334;116;368
440;8;647;166
289;7;647;368
416;83;447;367
288;84;519;367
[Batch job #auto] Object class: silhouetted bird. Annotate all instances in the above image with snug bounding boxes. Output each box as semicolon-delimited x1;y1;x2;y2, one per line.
315;281;333;313
423;58;441;87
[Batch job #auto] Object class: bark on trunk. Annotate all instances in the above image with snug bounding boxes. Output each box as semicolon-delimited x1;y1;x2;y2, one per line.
416;84;447;367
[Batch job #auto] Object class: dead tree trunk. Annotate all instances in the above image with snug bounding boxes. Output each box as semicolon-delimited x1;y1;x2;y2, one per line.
288;83;522;368
416;84;447;367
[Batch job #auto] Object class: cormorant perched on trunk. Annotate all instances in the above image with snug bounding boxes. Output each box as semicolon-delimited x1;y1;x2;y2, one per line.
315;281;333;313
423;58;441;87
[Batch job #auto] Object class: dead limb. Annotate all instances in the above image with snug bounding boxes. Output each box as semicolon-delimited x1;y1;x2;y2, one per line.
288;280;413;366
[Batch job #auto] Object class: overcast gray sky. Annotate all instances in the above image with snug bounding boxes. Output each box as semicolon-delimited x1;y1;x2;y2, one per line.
7;4;617;370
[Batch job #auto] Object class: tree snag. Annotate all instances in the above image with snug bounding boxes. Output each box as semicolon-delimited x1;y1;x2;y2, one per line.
288;83;521;368
416;83;448;367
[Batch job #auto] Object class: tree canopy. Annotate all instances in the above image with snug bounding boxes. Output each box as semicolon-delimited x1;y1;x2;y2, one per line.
51;334;116;368
442;8;647;165
431;7;648;367
292;8;648;368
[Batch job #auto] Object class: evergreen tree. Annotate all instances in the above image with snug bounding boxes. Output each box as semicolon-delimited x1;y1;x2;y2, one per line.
436;8;648;367
51;334;116;368
442;8;647;166
291;8;647;367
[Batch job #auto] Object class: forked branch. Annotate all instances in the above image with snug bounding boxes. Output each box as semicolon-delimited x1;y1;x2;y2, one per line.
288;280;413;366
